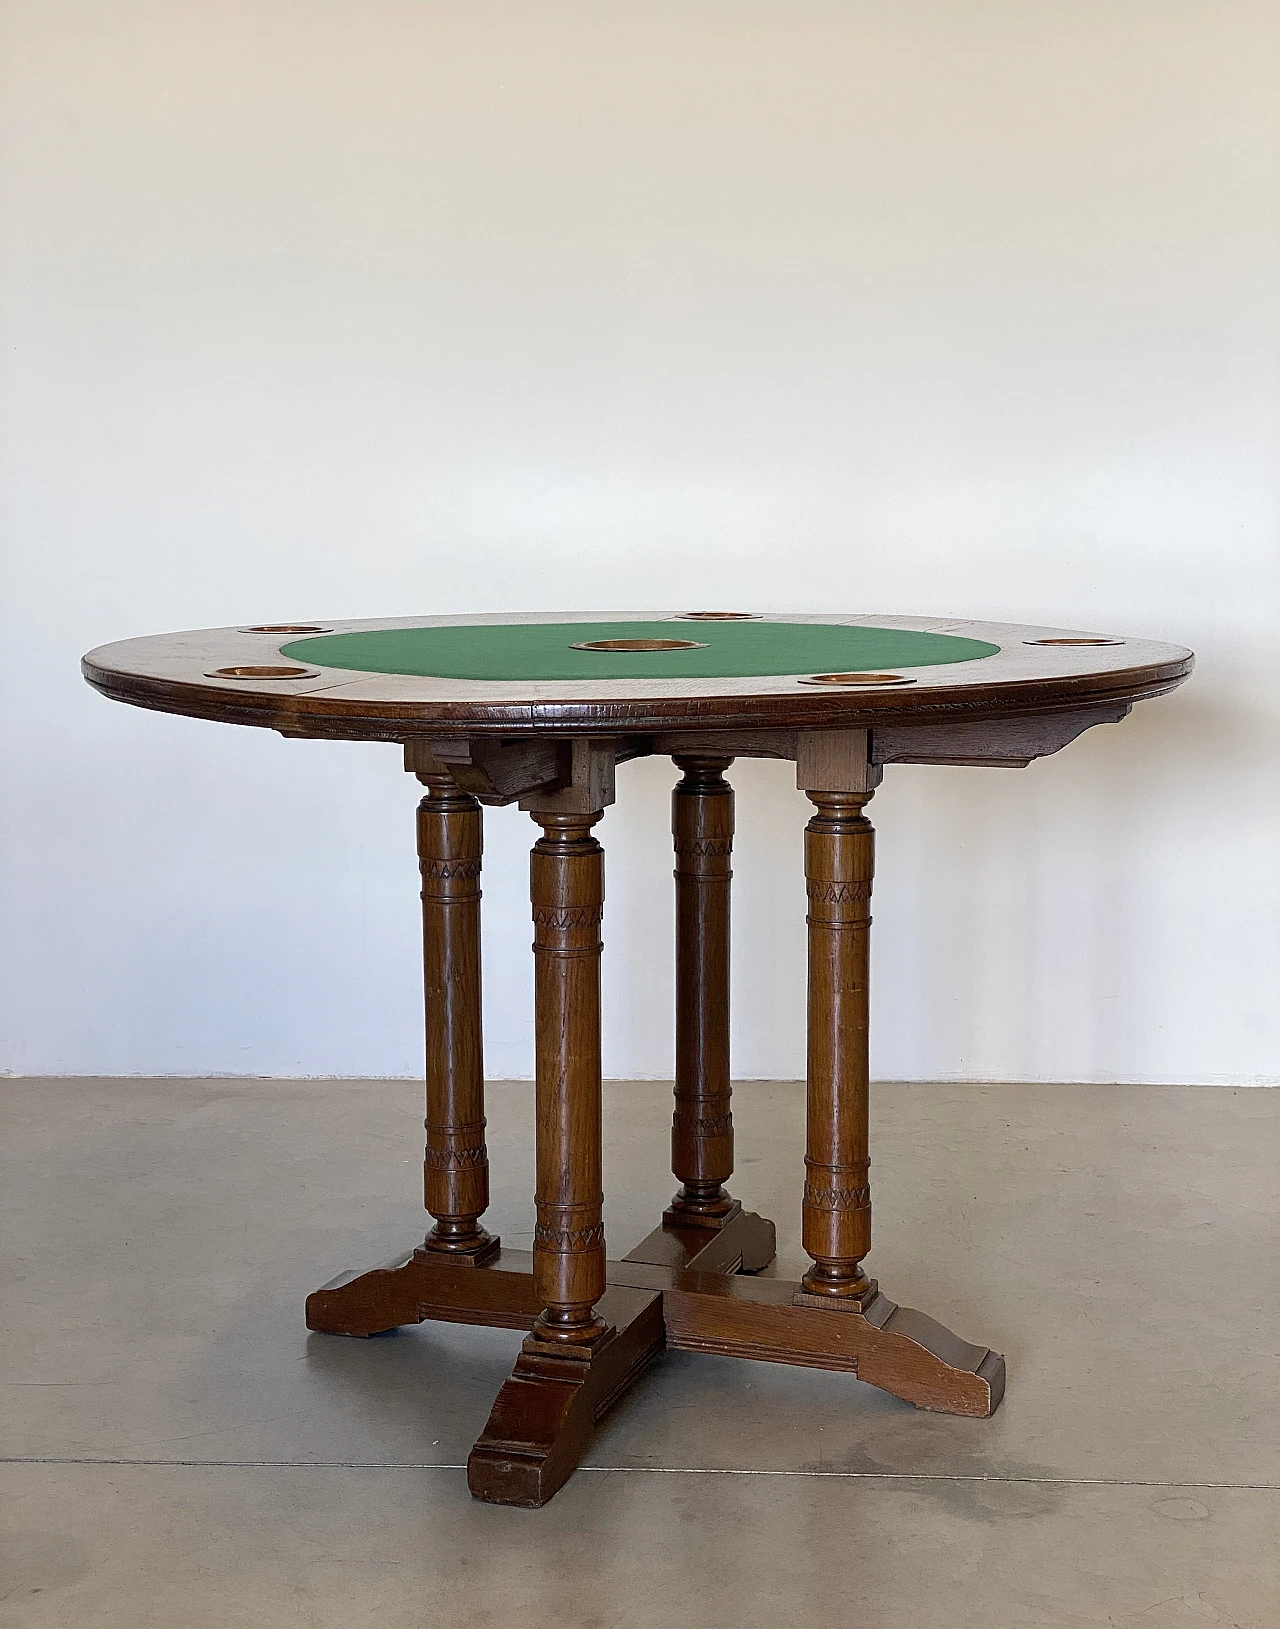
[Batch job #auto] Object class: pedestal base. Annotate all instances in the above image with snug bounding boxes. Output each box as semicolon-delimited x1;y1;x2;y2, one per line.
306;1208;1004;1506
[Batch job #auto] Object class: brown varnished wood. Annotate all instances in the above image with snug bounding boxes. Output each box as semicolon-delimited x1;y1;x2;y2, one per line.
408;736;569;804
655;706;1136;771
870;704;1132;767
800;788;876;1303
527;807;610;1344
437;741;633;1507
666;754;737;1226
652;729;797;761
795;728;882;795
519;739;617;814
415;773;498;1265
79;666;1190;741
467;1285;666;1507
301;741;1004;1504
81;614;1193;742
305;1242;1002;1417
305;1248;544;1336
610;1265;1004;1415
623;1207;776;1276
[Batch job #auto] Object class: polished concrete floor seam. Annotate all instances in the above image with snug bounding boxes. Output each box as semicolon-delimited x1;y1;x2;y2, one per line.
4;1458;1278;1493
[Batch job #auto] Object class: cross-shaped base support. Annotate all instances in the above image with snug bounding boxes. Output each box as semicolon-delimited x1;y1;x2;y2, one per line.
306;1208;1003;1508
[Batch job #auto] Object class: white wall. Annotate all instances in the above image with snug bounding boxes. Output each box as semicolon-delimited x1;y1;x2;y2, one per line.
2;1;1277;1084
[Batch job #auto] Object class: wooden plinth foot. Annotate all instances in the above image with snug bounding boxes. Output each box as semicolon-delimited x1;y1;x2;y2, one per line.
304;1246;543;1338
418;1232;501;1268
662;1193;740;1229
625;1206;777;1277
306;1251;431;1338
608;1263;1005;1417
467;1285;665;1508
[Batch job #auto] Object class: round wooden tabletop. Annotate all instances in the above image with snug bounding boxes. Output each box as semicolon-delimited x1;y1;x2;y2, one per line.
82;612;1193;740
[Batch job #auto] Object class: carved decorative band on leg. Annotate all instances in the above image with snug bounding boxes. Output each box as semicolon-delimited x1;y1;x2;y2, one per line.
668;754;737;1226
673;836;734;860
682;1111;733;1138
533;1220;607;1254
531;904;605;932
423;1114;492;1254
801;1184;872;1210
424;1132;489;1171
806;878;872;906
416;774;498;1264
802;1155;872;1215
420;856;483;883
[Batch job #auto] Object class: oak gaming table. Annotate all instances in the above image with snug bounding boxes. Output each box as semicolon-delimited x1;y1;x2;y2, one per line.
83;612;1193;1507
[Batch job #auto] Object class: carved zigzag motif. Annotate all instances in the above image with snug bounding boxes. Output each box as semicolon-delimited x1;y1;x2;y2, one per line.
425;1145;488;1170
673;1112;733;1138
532;905;604;931
533;1222;606;1253
806;879;872;904
675;837;732;857
803;1182;871;1211
420;857;482;880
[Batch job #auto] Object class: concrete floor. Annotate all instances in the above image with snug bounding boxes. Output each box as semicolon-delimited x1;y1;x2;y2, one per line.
2;1078;1277;1628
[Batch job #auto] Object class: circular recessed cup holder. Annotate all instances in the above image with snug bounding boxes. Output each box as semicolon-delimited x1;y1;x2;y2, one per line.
1024;637;1123;647
240;623;334;634
798;671;915;687
675;611;761;621
570;638;709;652
206;665;320;680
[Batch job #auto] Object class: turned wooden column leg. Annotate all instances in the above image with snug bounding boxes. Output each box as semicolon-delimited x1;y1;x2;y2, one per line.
416;771;498;1265
665;753;738;1227
529;810;610;1343
799;788;876;1305
470;774;666;1507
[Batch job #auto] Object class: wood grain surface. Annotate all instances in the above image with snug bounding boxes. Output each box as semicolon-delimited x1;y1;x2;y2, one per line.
82;613;1192;739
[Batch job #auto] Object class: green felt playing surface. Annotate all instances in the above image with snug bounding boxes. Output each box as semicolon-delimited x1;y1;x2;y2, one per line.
280;621;1000;682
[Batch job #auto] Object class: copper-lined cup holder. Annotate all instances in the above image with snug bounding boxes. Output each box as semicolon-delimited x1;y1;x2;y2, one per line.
241;623;333;634
1025;637;1123;647
570;638;709;653
675;612;761;621
206;665;320;680
799;672;915;687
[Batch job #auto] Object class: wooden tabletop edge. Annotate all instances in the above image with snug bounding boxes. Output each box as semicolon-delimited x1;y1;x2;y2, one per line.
82;651;1195;742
